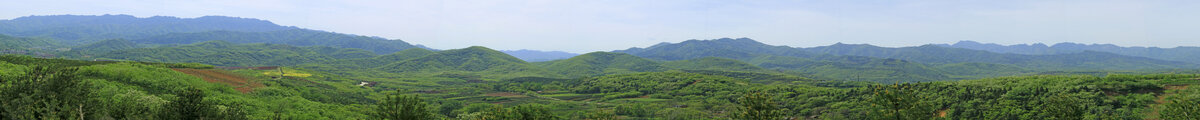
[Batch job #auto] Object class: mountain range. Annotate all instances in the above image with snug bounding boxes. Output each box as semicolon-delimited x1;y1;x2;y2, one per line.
2;15;1199;83
938;40;1200;64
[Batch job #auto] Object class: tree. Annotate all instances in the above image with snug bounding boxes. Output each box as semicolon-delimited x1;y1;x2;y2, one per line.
0;66;92;120
372;92;434;120
159;87;212;120
157;87;246;120
1161;99;1199;119
868;84;935;120
732;92;785;120
511;104;556;120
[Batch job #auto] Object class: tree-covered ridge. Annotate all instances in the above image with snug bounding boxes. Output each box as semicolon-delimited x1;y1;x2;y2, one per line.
614;38;978;82
377;46;554;79
96;40;374;66
615;37;813;60
0;14;294;44
664;57;764;72
540;52;668;78
64;39;139;57
131;29;419;54
0;15;423;55
309;48;436;70
0;34;59;49
571;71;749;100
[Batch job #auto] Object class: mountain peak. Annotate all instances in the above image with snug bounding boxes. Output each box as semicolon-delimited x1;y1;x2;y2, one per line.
501;49;579;62
951;40;984;46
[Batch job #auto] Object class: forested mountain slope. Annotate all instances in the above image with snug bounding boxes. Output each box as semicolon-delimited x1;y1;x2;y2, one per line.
663;57;764;72
0;34;58;49
539;52;668;78
97;41;374;66
377;46;554;79
131;29;419;54
617;38;954;82
0;15;420;54
0;14;293;44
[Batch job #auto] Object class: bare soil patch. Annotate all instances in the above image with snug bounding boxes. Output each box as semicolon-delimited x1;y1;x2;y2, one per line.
172;68;263;93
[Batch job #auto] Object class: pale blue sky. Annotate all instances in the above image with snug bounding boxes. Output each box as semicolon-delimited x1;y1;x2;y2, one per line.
3;0;1198;53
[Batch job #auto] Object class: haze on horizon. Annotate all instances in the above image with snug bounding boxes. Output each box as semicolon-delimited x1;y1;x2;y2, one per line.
3;0;1198;53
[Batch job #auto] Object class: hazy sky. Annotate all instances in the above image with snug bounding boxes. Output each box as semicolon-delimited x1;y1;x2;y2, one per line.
3;0;1198;53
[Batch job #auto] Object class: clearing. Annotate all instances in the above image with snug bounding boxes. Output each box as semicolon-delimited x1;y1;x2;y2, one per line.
172;68;264;93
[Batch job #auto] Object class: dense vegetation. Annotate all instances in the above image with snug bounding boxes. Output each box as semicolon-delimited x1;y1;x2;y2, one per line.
2;15;1199;119
3;55;1197;119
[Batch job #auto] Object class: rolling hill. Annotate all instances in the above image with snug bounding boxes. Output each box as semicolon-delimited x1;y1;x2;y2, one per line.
97;40;373;66
663;57;764;72
540;52;668;78
131;29;419;54
616;38;953;82
377;46;553;79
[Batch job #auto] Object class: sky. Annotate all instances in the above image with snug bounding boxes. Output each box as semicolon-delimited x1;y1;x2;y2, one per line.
2;0;1198;53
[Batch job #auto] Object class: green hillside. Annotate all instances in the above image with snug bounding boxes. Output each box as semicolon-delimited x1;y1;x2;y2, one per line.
619;38;957;82
96;41;372;66
749;55;951;82
377;46;553;79
298;48;435;72
0;34;58;49
131;29;419;54
4;14;1200;120
0;55;374;119
64;39;139;57
541;52;668;78
663;57;764;71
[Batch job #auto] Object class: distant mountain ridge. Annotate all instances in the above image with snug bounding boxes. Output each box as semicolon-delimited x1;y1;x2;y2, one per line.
0;14;420;54
937;40;1200;64
802;43;1196;70
614;38;813;60
131;29;418;54
0;14;294;44
615;38;953;82
500;49;579;62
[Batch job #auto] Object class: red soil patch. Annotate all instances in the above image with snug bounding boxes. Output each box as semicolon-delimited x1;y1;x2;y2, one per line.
935;108;948;117
172;68;263;93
